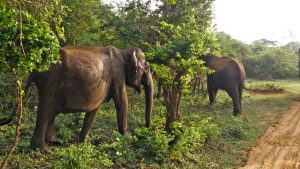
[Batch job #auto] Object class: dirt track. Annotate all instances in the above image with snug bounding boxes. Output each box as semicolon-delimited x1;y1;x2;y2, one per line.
241;102;300;169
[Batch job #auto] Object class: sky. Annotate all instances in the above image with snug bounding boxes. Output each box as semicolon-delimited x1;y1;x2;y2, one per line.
213;0;300;45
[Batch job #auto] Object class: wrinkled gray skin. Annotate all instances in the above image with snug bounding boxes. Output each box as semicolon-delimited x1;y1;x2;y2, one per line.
198;55;245;116
0;46;153;149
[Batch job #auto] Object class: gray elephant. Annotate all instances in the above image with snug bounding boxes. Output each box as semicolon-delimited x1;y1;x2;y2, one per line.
198;55;245;116
0;46;153;149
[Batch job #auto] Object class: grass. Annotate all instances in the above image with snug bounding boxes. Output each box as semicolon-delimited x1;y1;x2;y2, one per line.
244;80;284;94
1;79;300;168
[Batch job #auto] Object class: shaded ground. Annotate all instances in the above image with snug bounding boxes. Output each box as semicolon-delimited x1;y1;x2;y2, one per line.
241;102;300;169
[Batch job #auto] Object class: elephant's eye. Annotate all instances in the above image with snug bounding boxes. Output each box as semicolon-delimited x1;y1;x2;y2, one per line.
135;65;144;73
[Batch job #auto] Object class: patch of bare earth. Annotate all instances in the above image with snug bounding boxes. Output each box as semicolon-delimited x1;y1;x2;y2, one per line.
240;102;300;169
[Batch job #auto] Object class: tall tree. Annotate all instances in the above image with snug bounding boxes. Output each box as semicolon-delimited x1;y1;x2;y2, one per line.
62;0;119;46
103;0;217;130
113;0;158;48
3;0;68;45
216;32;251;60
149;0;216;130
0;1;60;167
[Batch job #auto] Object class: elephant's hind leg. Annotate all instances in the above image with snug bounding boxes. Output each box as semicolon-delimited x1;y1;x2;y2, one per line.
238;85;243;113
30;105;55;149
227;87;241;116
208;87;217;104
79;108;99;142
46;114;61;146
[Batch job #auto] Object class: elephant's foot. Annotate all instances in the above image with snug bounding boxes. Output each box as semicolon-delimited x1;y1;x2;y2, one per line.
46;141;62;146
78;133;87;142
30;137;47;150
232;111;240;116
209;100;216;104
30;142;47;150
46;134;60;146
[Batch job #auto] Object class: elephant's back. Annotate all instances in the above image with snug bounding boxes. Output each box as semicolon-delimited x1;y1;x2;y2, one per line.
210;57;245;83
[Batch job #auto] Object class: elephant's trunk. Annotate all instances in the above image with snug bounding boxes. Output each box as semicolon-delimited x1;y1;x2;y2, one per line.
142;70;153;127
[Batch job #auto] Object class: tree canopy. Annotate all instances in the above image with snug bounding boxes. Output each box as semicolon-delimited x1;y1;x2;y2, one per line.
0;2;60;76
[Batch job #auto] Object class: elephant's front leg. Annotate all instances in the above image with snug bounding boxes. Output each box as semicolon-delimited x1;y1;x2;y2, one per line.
113;82;128;134
79;108;99;142
208;86;216;104
207;76;216;104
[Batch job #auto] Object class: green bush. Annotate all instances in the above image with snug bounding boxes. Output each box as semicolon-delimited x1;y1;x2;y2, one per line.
0;2;60;75
223;117;247;140
245;81;283;91
134;117;174;161
56;142;113;169
244;47;298;79
94;115;220;166
100;131;138;165
170;115;220;159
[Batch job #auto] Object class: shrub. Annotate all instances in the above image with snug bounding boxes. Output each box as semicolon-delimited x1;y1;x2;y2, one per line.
244;47;298;79
97;115;220;165
55;142;113;169
134;117;174;161
170;115;220;159
223;117;247;140
101;131;138;165
245;81;284;92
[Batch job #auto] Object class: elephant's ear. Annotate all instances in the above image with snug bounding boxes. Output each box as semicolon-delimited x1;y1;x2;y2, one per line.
131;50;138;68
131;49;143;71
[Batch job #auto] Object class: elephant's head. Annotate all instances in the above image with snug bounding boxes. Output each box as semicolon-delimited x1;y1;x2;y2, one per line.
125;48;153;127
197;54;218;67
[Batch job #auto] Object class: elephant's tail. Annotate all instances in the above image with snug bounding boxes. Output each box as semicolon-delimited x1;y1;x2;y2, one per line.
0;73;35;125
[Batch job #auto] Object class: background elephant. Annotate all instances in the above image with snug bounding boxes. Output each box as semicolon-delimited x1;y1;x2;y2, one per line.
198;55;245;116
0;46;153;149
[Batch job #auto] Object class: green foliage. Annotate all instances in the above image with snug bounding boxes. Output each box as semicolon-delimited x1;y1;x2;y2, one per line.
170;115;220;159
1;79;299;168
4;0;68;44
147;19;216;95
0;2;60;76
117;0;217;93
100;131;138;165
0;72;16;116
56;142;113;169
245;80;284;91
134;117;173;161
244;47;298;79
216;32;251;59
62;0;119;46
148;20;215;62
90;115;220;166
55;113;85;143
224;117;247;139
113;0;156;48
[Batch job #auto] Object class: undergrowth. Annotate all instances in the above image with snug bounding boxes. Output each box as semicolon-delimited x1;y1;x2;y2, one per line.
245;80;284;92
1;79;299;168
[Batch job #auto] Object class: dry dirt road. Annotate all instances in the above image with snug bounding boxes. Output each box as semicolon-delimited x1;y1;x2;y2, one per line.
241;102;300;169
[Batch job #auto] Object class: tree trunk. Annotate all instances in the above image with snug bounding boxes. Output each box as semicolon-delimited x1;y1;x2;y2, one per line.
163;76;183;132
